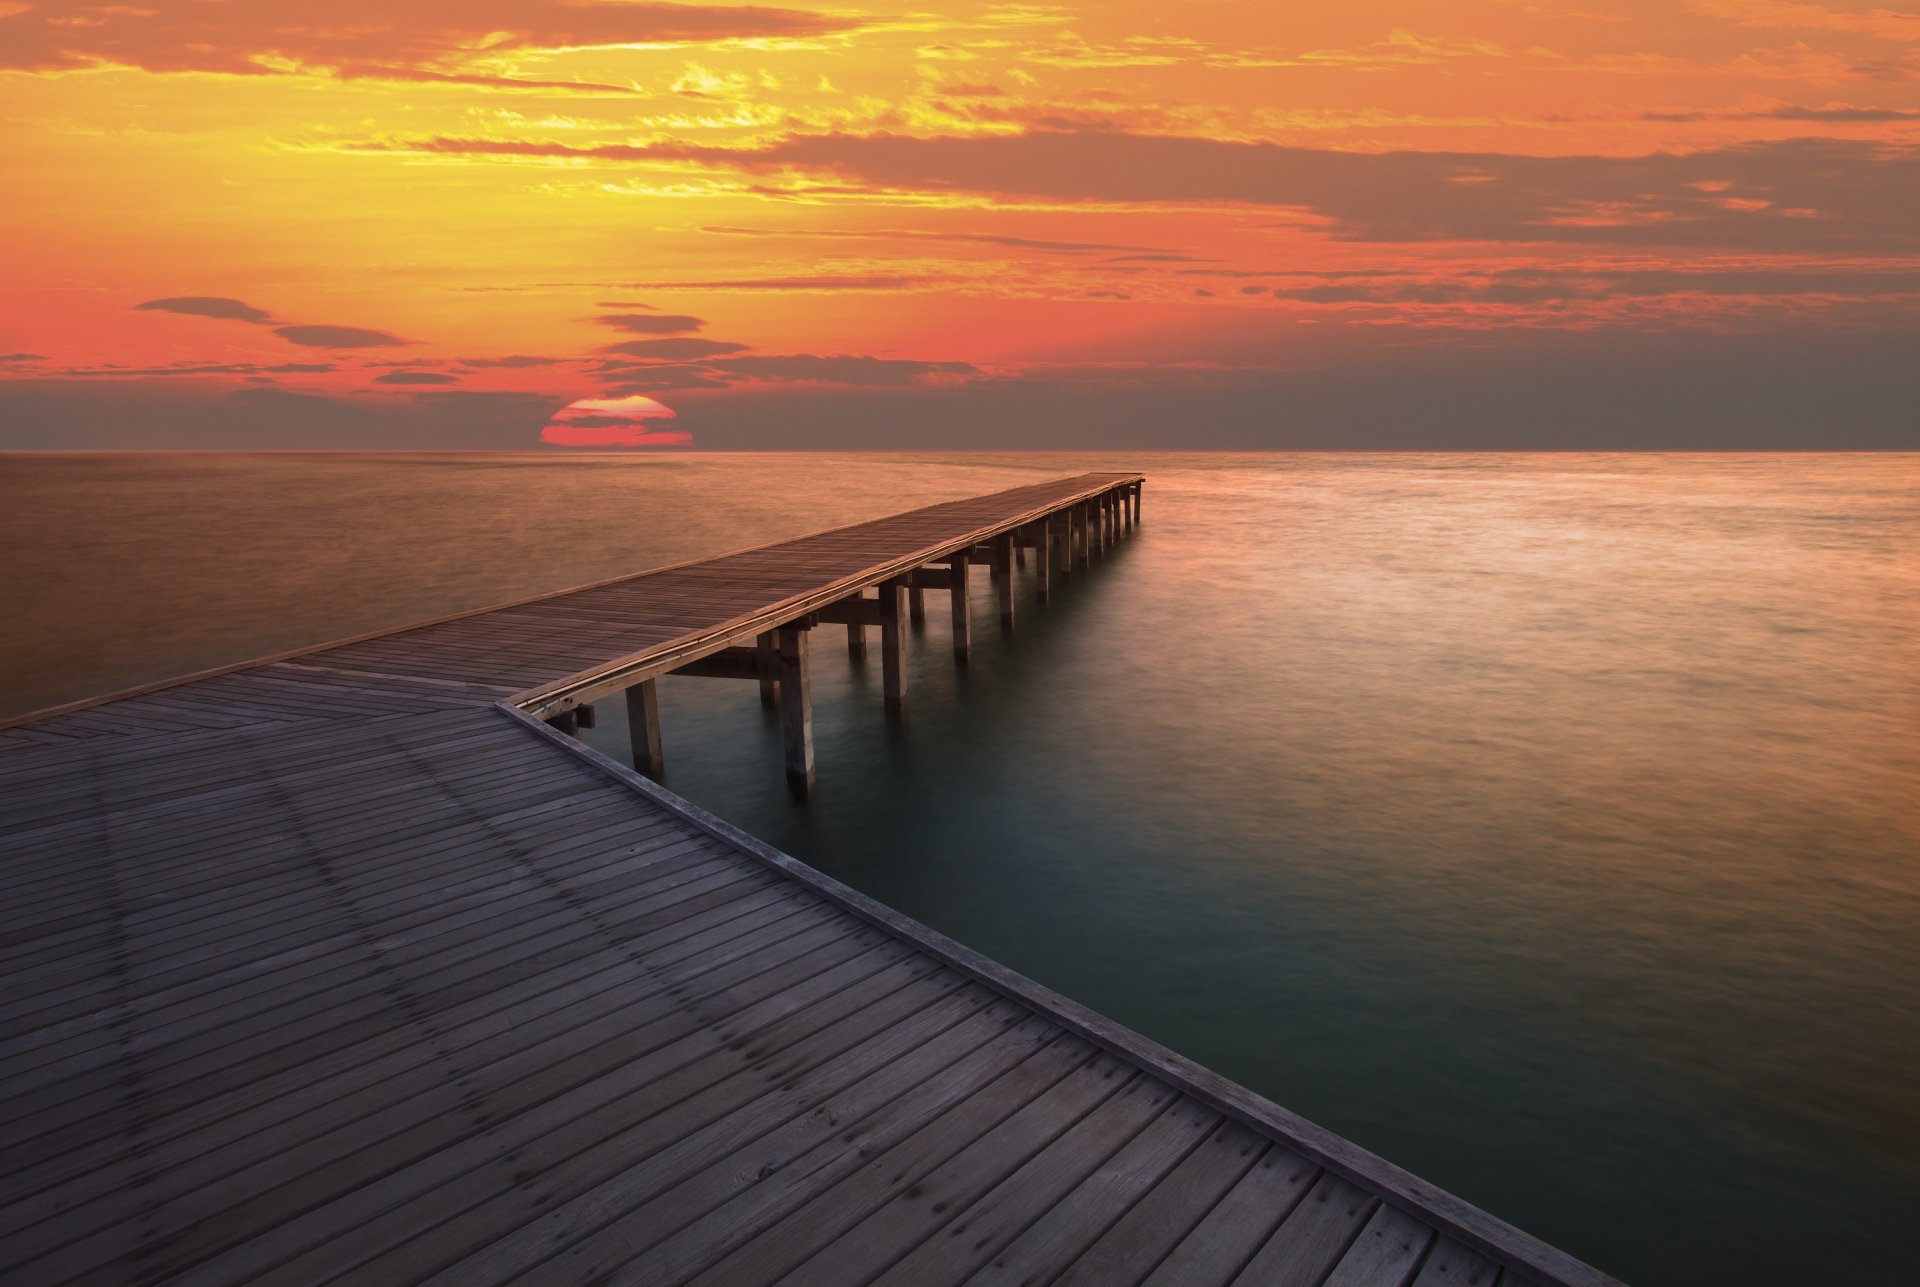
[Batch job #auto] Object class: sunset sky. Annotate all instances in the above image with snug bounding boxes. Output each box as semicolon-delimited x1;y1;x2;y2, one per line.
3;1;1918;449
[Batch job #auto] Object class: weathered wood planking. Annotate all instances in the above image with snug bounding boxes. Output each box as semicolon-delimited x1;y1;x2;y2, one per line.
0;474;1620;1286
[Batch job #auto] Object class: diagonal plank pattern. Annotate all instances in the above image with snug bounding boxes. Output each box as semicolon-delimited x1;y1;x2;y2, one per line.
0;475;1617;1286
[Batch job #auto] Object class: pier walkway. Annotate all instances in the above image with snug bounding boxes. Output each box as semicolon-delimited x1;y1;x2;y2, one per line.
0;474;1616;1286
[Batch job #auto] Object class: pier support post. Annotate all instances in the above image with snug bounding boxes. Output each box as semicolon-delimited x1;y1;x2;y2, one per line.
846;615;867;662
756;631;778;707
908;584;926;627
1054;514;1071;582
992;533;1016;631
1132;481;1141;525
624;680;664;780
1035;521;1052;603
879;578;907;713
1075;504;1090;570
774;626;814;799
948;550;972;664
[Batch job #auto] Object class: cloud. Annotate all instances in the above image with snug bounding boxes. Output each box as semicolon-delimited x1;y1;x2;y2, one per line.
697;225;1167;254
1644;104;1920;122
373;370;460;384
1687;1;1920;42
541;394;690;447
274;324;409;348
134;296;275;325
373;132;1920;252
602;338;750;359
609;274;933;291
706;354;979;385
1258;266;1920;306
458;355;565;368
0;353;46;364
1;2;854;82
596;313;706;334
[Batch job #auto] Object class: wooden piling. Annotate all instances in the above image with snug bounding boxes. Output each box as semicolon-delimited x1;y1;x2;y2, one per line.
846;619;867;661
908;584;926;627
1035;520;1052;602
1075;504;1091;570
624;680;664;779
878;578;907;712
948;550;972;663
993;533;1016;631
774;625;813;797
756;631;778;707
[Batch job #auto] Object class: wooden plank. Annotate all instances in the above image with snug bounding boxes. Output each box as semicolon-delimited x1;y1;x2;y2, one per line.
772;1051;1134;1287
1409;1238;1506;1286
1050;1119;1270;1287
687;1035;1104;1287
1323;1203;1439;1287
4;933;920;1284
1230;1172;1380;1286
958;1094;1220;1286
1139;1146;1318;1286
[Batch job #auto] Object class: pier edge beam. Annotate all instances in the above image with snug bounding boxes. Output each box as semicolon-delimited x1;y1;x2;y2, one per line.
624;680;664;780
992;532;1016;632
1035;519;1053;602
774;625;814;798
948;549;973;664
878;577;908;713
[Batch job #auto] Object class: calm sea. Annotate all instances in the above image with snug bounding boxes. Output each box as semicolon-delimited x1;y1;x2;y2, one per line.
3;452;1916;1285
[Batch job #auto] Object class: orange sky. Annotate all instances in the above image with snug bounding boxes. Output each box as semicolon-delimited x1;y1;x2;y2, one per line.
2;1;1917;448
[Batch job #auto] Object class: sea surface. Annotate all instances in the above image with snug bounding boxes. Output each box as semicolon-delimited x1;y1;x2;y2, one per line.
3;451;1917;1285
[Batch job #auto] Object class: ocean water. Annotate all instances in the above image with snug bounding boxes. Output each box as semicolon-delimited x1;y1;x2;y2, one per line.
3;452;1916;1285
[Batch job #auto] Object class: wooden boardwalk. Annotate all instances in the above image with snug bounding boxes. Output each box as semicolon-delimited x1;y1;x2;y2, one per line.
0;474;1618;1286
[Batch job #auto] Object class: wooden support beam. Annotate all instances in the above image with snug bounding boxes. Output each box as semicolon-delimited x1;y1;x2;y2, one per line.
908;583;926;626
948;549;972;664
992;532;1016;632
1075;504;1090;570
878;578;907;712
1054;514;1071;582
624;680;664;779
574;702;597;730
774;626;813;799
1035;519;1052;603
672;646;778;681
846;619;866;662
1014;539;1026;571
546;710;580;738
1132;480;1142;525
816;594;885;628
909;565;954;591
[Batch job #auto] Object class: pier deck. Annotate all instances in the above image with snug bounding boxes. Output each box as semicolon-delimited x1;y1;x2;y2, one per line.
0;474;1615;1286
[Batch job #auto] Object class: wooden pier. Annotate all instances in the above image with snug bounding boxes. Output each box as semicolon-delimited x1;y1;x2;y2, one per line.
0;474;1616;1286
